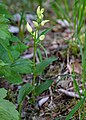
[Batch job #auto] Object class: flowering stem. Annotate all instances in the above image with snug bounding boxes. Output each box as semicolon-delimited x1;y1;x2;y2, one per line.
32;32;37;103
33;38;36;86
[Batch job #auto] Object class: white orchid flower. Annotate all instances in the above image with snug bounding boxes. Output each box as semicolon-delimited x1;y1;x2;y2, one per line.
37;6;44;20
41;20;50;26
26;22;32;33
33;21;39;27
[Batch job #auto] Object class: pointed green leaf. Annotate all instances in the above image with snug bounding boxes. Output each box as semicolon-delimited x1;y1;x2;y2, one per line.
4;70;22;84
0;15;9;23
11;59;33;74
35;57;57;75
0;88;19;119
0;88;7;99
0;46;19;63
0;23;11;40
0;99;19;120
40;27;53;36
10;36;20;42
0;67;22;84
10;42;27;53
35;80;53;96
18;83;34;104
0;60;8;67
0;3;11;18
66;98;85;120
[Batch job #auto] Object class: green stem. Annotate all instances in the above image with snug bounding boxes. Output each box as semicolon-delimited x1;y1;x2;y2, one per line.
32;32;37;103
32;26;40;103
32;38;36;86
18;102;22;120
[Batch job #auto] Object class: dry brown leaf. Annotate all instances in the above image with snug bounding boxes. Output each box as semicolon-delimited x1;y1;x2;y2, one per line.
67;60;82;74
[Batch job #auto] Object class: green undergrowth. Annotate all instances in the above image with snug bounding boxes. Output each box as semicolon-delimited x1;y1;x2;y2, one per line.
0;3;57;120
51;0;86;119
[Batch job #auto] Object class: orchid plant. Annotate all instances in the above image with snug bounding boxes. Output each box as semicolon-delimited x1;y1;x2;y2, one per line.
18;6;57;118
26;6;50;87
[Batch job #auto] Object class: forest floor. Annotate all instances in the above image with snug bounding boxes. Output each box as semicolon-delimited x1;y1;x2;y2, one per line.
1;1;83;120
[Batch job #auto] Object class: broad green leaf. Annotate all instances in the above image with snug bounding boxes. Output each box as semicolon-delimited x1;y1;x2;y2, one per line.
0;3;11;18
5;71;22;84
0;42;12;62
0;60;8;66
0;38;9;47
18;83;34;104
0;88;7;99
0;46;14;63
11;58;33;74
35;80;53;96
0;11;11;50
0;99;19;120
0;15;12;62
35;57;57;75
0;108;11;120
0;43;13;64
0;67;22;84
0;45;20;63
4;70;22;84
10;42;27;53
66;98;85;120
0;45;6;61
0;23;11;40
0;88;19;120
10;50;20;61
0;15;9;23
10;36;20;42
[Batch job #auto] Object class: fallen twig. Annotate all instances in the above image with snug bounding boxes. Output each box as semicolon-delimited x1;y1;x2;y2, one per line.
58;88;80;98
22;53;33;59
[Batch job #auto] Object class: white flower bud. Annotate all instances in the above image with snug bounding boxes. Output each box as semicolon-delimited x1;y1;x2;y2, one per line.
26;22;32;33
33;21;39;27
41;20;50;26
37;6;40;16
39;14;43;20
41;8;44;14
39;35;45;41
37;6;44;20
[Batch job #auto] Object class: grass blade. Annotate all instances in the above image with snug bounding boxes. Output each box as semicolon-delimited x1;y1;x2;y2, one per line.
66;97;85;120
